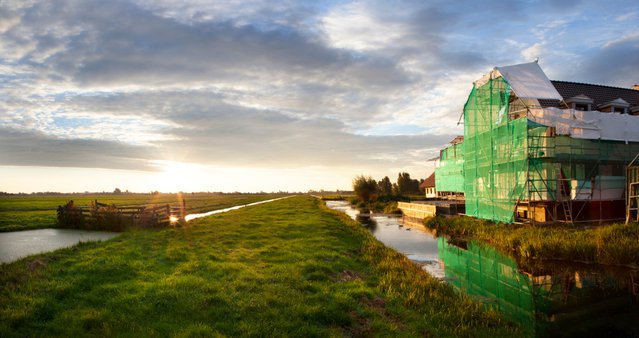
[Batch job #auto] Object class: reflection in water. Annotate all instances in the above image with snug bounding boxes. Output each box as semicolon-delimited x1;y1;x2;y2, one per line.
325;200;443;278
326;199;639;336
439;238;639;337
356;212;377;231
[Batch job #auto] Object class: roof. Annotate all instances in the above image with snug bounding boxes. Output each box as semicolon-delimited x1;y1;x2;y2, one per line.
475;62;563;100
551;81;639;109
449;135;464;144
420;172;435;188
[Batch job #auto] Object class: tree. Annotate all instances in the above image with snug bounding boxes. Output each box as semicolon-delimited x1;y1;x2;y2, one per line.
378;176;393;196
113;187;122;194
396;172;420;196
352;175;378;206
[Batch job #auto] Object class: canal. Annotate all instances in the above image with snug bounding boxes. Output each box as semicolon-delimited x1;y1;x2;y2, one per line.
0;229;119;264
326;200;639;337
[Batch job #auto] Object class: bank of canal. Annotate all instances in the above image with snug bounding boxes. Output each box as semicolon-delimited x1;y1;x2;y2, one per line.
1;196;521;337
326;200;639;337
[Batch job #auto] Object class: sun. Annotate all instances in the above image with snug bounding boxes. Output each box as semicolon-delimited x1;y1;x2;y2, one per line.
155;160;201;192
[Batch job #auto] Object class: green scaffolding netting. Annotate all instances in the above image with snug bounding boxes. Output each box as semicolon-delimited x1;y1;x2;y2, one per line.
463;77;528;223
438;238;541;334
438;76;639;223
435;142;464;192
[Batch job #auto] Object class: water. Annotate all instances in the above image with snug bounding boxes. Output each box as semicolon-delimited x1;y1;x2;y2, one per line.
1;196;291;264
185;196;292;221
326;200;639;336
0;229;119;264
325;200;443;278
439;238;639;337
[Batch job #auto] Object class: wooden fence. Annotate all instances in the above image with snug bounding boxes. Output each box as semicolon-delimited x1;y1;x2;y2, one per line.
57;200;186;231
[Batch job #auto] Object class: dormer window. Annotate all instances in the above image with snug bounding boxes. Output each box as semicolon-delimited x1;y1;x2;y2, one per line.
565;94;593;111
575;103;589;111
598;98;630;114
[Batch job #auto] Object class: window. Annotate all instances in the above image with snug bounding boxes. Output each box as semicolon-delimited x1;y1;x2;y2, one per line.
574;103;590;111
566;95;593;112
599;98;630;114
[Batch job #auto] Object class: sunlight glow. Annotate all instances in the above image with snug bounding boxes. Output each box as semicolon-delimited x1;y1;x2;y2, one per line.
155;160;202;192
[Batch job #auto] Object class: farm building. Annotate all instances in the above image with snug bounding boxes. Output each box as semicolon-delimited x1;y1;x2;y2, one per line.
419;172;436;198
433;62;639;224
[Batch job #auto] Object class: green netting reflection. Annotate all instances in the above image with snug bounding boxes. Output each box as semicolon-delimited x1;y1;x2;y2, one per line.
438;238;541;335
463;77;528;223
435;142;464;192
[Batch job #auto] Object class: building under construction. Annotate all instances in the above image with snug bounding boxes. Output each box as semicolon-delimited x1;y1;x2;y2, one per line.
434;62;639;224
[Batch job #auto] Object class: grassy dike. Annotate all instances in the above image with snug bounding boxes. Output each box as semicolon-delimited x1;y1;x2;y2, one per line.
0;196;520;337
425;215;639;268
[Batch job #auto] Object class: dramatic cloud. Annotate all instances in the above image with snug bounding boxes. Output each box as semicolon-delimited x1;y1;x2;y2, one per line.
1;0;637;192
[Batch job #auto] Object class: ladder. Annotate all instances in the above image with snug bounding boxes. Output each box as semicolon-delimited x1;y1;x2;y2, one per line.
556;164;573;224
628;182;639;223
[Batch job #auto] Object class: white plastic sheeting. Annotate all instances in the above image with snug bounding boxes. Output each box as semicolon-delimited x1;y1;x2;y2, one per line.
474;62;563;100
529;107;639;143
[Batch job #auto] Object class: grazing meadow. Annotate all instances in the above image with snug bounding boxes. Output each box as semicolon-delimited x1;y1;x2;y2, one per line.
0;193;278;232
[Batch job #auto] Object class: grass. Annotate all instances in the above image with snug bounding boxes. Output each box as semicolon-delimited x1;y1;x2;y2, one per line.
0;193;279;231
0;196;521;337
424;215;639;267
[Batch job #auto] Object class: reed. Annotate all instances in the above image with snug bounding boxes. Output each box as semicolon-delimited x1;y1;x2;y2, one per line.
424;216;639;267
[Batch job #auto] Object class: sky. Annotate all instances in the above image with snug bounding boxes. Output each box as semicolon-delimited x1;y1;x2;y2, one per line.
1;0;638;193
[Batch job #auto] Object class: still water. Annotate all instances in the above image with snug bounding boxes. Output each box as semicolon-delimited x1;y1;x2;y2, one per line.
325;200;443;278
185;196;292;221
326;200;639;337
0;228;119;264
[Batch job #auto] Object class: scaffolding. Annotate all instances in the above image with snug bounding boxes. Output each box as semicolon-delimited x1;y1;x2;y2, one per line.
461;75;639;224
434;141;464;194
628;165;639;224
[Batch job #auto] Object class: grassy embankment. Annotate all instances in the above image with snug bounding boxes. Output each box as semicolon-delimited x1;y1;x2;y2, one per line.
425;215;639;268
0;196;520;337
0;193;278;232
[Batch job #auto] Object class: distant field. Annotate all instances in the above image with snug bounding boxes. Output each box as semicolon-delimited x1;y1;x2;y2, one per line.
0;193;280;231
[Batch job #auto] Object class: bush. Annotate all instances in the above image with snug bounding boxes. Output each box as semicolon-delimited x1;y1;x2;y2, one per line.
57;200;84;228
383;202;402;215
91;202;125;231
352;175;378;207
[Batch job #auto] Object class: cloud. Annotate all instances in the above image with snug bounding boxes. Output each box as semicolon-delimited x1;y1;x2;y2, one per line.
581;34;639;86
0;128;156;171
1;0;637;192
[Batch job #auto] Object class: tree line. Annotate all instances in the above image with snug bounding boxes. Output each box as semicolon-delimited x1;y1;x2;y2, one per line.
353;172;423;206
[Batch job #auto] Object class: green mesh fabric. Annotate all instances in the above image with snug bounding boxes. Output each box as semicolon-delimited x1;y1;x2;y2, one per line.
438;238;541;334
463;78;528;223
435;142;464;192
451;77;639;224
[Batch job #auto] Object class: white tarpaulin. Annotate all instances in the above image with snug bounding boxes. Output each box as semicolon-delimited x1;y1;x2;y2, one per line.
495;62;563;100
474;62;564;100
529;107;639;143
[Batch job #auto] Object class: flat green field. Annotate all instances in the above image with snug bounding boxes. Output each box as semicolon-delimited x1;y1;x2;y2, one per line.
0;196;519;337
0;193;278;231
